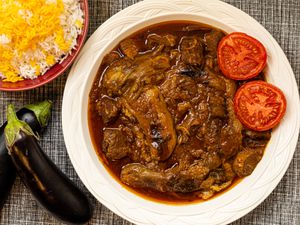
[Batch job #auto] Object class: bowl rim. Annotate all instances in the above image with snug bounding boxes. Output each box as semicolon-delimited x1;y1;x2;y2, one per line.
0;0;89;92
62;1;300;224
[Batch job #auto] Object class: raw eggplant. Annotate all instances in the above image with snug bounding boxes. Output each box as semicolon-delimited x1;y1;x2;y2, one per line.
0;100;52;210
4;105;93;224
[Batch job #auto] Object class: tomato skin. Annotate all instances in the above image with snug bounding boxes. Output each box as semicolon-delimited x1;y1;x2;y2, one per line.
217;32;267;80
234;81;286;131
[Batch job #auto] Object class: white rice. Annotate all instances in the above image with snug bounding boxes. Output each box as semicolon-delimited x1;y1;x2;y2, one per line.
0;0;84;81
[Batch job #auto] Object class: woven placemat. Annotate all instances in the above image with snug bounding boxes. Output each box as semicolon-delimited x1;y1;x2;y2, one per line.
0;0;299;224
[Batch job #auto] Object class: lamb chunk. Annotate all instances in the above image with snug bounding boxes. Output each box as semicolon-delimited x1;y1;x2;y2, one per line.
146;33;177;47
121;163;169;192
243;138;270;149
97;97;120;124
219;99;243;158
176;109;201;143
169;163;210;193
219;77;243;158
102;51;121;66
177;106;208;144
102;51;170;97
233;148;263;177
242;129;271;149
121;162;210;193
204;29;225;57
223;162;236;180
204;66;227;92
160;72;198;103
199;119;223;152
179;36;204;66
102;129;129;160
121;86;176;161
102;58;133;96
201;152;222;170
152;54;171;70
120;39;140;59
208;93;226;118
200;168;228;190
244;129;271;140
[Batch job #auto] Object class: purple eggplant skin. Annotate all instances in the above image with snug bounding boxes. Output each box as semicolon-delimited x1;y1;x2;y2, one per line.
5;105;93;224
0;101;52;210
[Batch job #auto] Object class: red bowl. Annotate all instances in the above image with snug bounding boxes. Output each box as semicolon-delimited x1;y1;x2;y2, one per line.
0;0;89;91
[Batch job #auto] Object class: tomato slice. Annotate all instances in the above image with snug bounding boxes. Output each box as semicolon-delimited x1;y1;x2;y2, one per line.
217;32;267;80
234;81;286;131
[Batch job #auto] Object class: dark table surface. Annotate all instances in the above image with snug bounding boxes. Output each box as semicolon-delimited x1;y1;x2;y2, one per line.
0;0;299;224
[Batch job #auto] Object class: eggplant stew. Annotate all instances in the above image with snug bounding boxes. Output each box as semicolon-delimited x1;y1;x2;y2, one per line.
88;22;271;203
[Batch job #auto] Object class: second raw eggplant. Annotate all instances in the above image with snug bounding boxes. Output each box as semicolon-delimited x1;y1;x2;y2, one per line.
0;100;52;210
4;105;93;224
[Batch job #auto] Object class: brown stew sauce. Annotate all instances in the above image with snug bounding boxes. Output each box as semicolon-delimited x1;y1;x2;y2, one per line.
88;21;270;204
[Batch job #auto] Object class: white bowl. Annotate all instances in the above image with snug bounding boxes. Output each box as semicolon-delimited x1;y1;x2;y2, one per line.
62;0;300;224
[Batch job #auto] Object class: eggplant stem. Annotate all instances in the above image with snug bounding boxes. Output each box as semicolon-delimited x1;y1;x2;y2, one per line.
25;100;52;128
5;105;37;148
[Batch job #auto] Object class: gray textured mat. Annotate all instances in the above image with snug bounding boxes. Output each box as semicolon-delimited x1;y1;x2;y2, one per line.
0;0;299;224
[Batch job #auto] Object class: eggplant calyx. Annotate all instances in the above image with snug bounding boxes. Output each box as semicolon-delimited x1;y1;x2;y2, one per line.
24;100;53;128
5;105;37;148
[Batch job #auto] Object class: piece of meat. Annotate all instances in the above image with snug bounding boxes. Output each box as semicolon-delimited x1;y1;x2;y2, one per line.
168;162;210;193
146;33;177;47
102;48;171;97
166;140;199;173
200;167;229;190
242;129;271;149
121;162;210;193
204;29;225;71
243;129;271;140
177;101;192;115
199;118;223;152
175;62;204;78
201;152;222;170
151;54;171;70
197;66;226;92
190;148;205;158
160;72;199;124
179;36;204;66
176;107;208;144
121;86;176;161
199;167;233;199
208;93;226;118
120;163;170;192
196;67;227;118
204;29;225;57
159;71;199;124
122;53;170;99
123;122;157;163
120;39;140;59
102;129;129;160
102;51;121;66
219;77;243;158
243;138;270;149
160;71;198;102
233;148;263;177
96;96;120;124
219;99;243;158
170;49;181;62
223;162;236;180
102;58;133;96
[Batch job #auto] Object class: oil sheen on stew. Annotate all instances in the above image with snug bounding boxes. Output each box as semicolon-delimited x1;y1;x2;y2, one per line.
88;22;271;204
